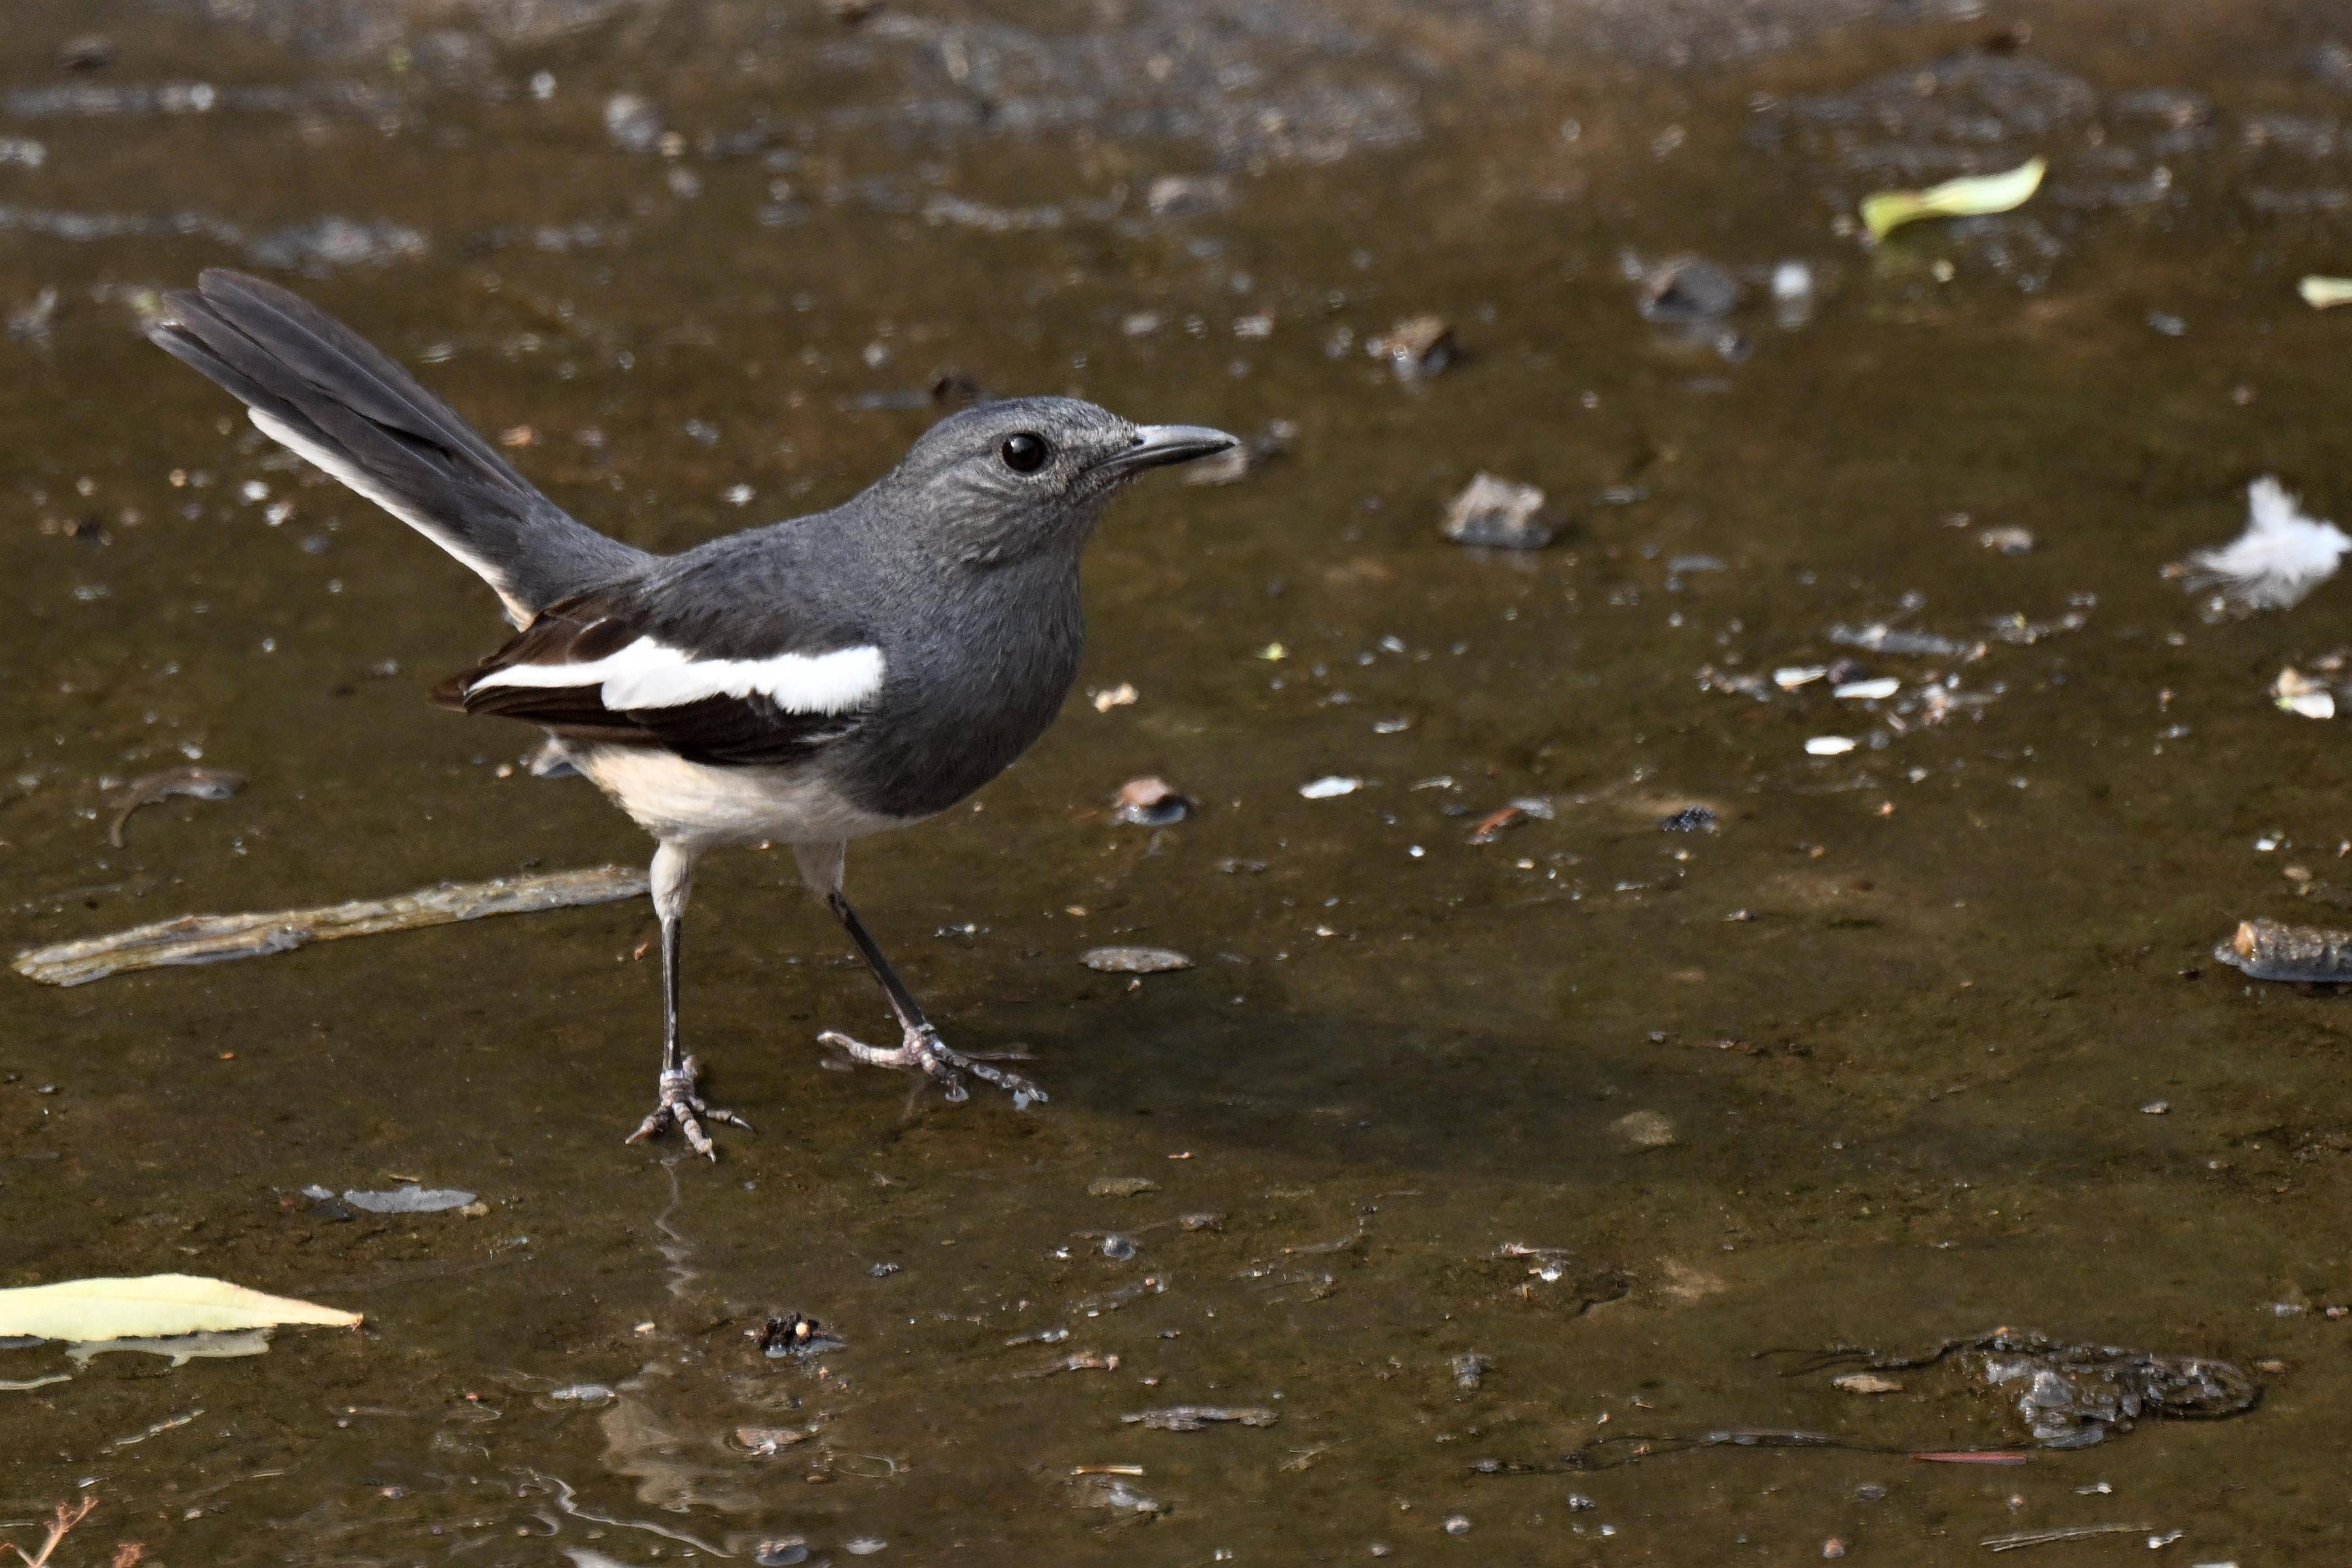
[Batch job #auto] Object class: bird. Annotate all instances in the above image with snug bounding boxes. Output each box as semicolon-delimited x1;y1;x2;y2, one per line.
148;269;1237;1158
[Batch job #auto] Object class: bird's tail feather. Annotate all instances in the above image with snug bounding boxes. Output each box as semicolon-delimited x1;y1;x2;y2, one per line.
150;269;647;623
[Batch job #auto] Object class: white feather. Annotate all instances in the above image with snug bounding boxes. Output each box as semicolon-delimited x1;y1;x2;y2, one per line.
469;636;885;714
2184;476;2351;610
572;745;906;847
249;409;531;624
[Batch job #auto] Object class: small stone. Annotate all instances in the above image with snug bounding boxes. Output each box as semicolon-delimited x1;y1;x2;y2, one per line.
1441;1514;1471;1536
1300;774;1365;799
1979;525;2036;554
57;35;115;71
604;92;665;153
2142;1100;2172;1115
1113;776;1192;826
1087;1176;1161;1197
1638;257;1741;322
1822;1539;1848;1561
1612;1110;1677;1149
1441;473;1558;550
1371;315;1457;380
1659;805;1717;833
1146;174;1234;218
1081;946;1194;974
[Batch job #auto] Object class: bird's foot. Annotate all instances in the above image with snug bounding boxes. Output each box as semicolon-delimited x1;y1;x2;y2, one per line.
624;1055;753;1160
817;1025;1047;1108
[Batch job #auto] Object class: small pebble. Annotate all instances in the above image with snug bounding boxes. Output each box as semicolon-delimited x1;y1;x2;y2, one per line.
2142;1100;2171;1115
1612;1110;1677;1149
1081;946;1194;974
1087;1176;1160;1197
1442;1514;1471;1536
1441;473;1557;550
845;1540;886;1557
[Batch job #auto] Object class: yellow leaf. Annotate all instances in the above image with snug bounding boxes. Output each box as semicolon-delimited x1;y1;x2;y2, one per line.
2300;275;2352;310
1861;156;2047;242
0;1274;361;1341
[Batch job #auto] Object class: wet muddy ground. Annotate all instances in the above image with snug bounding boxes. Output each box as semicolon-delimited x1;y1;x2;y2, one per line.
7;0;2352;1561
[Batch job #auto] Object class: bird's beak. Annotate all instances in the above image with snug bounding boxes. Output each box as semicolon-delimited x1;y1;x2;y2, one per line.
1095;424;1240;479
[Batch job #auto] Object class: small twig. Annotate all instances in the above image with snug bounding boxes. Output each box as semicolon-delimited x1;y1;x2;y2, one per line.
2;1498;96;1567
1982;1522;2152;1552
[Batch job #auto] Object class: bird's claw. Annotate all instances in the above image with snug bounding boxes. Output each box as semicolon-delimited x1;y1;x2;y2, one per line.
817;1026;1047;1108
625;1055;753;1160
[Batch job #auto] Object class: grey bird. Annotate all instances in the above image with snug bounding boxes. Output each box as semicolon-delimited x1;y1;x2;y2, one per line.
149;269;1236;1156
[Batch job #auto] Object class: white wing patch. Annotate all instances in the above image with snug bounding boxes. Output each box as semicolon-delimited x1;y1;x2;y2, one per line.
249;408;531;626
470;637;886;715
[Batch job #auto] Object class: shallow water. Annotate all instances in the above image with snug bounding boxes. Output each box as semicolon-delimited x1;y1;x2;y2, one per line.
6;0;2352;1561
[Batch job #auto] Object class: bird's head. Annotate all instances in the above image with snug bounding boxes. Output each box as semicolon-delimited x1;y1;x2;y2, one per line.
876;396;1236;567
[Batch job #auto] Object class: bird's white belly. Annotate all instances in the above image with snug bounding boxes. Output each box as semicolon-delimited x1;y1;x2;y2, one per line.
572;744;904;848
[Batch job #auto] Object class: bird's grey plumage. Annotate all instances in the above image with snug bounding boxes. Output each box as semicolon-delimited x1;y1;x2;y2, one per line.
149;269;1238;1157
148;268;646;623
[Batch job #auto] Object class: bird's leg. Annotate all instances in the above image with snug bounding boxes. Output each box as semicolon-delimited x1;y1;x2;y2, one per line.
626;842;752;1158
815;889;1047;1108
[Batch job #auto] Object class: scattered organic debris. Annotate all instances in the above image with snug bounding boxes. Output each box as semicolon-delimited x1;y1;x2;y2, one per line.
2273;667;2336;720
1091;682;1140;712
1145;173;1233;217
1834;1373;1903;1395
1441;473;1558;550
1112;776;1192;826
2215;918;2352;983
1080;946;1194;974
1369;315;1456;380
1787;1329;2259;1448
1637;256;1741;323
756;1315;841;1359
1612;1110;1677;1149
0;1274;358;1341
0;1497;96;1568
104;765;245;847
1184;419;1296;486
1473;1429;2027;1474
2177;477;2349;611
2299;275;2352;310
1981;1523;2157;1553
332;1184;477;1214
67;1329;268;1367
12;865;648;987
1087;1176;1160;1197
1466;805;1526;844
731;1425;818;1455
1122;1405;1280;1431
1860;156;2046;240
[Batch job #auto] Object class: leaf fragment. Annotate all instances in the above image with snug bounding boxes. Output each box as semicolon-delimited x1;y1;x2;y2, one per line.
2299;275;2352;310
1860;157;2046;242
0;1274;361;1341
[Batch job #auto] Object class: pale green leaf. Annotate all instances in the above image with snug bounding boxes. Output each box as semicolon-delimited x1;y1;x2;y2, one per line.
0;1274;361;1341
2300;275;2352;310
1861;156;2047;242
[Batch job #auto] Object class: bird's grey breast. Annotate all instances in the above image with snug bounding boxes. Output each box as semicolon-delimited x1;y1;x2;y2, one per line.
841;552;1085;820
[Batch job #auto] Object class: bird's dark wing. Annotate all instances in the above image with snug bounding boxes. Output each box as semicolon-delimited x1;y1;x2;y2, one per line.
433;585;884;767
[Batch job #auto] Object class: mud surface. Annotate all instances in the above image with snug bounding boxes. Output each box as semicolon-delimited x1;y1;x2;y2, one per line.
7;0;2352;1561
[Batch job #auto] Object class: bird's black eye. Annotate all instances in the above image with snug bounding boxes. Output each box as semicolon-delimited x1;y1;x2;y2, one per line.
999;432;1050;473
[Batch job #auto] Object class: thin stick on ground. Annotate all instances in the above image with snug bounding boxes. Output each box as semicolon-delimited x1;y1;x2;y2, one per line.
2;1497;96;1567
